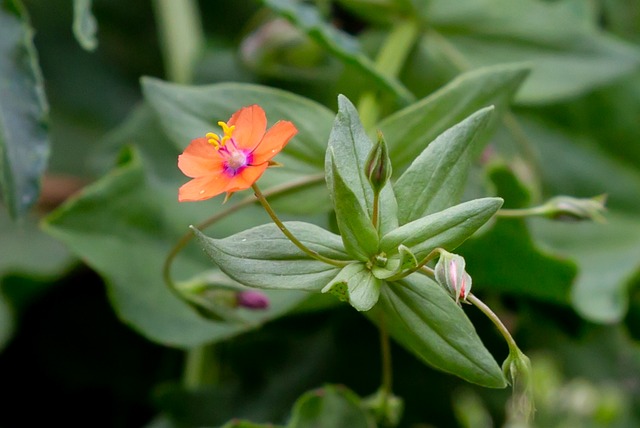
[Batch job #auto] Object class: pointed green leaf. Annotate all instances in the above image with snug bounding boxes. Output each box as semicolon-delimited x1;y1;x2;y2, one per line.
325;95;375;212
322;262;381;312
0;0;49;218
377;64;528;169
330;154;378;261
395;107;494;223
380;198;503;260
289;385;376;428
264;0;414;105
191;222;349;291
72;0;97;51
369;275;506;388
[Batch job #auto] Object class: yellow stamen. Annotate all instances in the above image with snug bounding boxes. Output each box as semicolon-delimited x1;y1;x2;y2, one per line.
205;121;236;149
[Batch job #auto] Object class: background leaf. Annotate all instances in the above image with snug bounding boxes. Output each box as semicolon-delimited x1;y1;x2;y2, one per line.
0;0;49;218
264;0;415;105
424;0;640;104
288;385;376;428
377;64;528;168
72;0;97;51
42;107;321;348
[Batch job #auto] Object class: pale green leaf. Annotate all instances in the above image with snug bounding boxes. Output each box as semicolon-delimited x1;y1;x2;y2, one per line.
0;0;49;218
380;198;503;260
395;106;494;223
191;222;349;291
370;275;506;387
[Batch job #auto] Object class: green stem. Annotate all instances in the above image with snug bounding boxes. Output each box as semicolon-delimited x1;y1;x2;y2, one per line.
372;192;380;229
152;0;204;84
252;183;349;267
467;293;518;352
183;344;218;389
357;20;420;129
379;311;393;404
497;205;550;218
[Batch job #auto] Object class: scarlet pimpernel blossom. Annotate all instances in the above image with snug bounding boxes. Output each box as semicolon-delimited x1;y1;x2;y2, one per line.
178;105;298;202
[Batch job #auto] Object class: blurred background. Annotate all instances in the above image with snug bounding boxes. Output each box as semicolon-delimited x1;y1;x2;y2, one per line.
1;0;640;427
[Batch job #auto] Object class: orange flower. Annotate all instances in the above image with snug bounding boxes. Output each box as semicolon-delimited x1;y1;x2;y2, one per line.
178;105;298;202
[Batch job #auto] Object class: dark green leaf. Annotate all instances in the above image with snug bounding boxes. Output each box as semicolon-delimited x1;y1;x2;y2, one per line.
72;0;98;51
43;108;317;347
370;275;506;388
426;0;640;104
264;0;415;105
394;106;494;223
322;262;381;312
0;0;49;218
380;198;503;260
329;156;378;261
289;385;376;428
531;211;640;323
377;64;528;169
191;222;349;291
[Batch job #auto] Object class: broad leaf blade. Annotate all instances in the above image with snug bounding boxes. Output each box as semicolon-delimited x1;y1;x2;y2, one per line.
395;106;494;223
370;275;506;388
191;222;349;291
289;385;376;428
377;64;528;169
380;198;503;260
0;0;49;218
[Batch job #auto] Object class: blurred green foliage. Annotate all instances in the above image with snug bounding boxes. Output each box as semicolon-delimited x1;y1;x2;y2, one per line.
1;0;640;426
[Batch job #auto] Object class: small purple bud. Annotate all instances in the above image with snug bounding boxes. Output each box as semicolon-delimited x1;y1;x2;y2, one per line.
236;290;270;310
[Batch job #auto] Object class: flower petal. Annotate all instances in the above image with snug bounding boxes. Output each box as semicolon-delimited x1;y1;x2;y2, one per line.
251;120;298;165
226;163;269;193
228;105;267;151
178;174;233;202
178;138;224;178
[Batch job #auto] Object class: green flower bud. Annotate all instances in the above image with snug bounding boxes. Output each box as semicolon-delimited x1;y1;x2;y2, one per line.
363;388;404;427
434;250;472;304
502;347;535;424
543;194;607;223
365;131;392;194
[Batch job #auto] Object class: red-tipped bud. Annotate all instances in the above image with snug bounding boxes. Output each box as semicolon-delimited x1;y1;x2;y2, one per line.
434;251;472;304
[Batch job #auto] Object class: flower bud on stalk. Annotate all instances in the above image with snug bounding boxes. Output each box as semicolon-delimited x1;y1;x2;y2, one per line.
543;194;607;222
502;347;535;424
434;251;472;304
365;131;393;194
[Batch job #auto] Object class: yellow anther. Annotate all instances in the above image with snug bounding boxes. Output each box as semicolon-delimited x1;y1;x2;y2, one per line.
206;132;221;148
